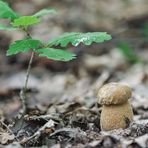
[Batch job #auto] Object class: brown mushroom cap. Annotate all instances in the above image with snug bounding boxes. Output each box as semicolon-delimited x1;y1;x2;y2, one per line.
97;82;132;105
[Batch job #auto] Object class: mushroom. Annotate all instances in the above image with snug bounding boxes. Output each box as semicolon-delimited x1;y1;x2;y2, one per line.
97;82;133;131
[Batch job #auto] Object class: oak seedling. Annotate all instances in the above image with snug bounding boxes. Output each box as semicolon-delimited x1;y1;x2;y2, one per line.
0;1;112;115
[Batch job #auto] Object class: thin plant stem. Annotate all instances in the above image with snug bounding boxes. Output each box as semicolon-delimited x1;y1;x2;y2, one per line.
24;51;35;91
20;51;35;115
19;28;35;115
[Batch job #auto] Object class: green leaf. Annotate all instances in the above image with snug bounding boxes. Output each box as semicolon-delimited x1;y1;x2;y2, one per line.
0;1;18;19
33;8;57;17
11;16;40;28
7;39;42;56
48;32;112;47
0;24;17;30
35;48;76;61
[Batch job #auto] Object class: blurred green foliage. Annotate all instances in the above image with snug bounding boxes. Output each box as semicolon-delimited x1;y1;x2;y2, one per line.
117;42;141;63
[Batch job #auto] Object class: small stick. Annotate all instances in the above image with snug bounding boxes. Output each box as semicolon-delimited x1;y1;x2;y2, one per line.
0;120;19;142
20;119;55;144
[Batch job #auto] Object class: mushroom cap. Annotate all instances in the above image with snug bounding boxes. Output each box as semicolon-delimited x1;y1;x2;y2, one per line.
97;82;132;105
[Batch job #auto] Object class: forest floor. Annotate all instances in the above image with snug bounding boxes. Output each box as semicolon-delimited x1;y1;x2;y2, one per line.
0;0;148;147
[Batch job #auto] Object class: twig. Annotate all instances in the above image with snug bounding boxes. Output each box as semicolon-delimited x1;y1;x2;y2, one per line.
24;114;64;125
49;127;86;138
0;120;19;142
20;119;55;144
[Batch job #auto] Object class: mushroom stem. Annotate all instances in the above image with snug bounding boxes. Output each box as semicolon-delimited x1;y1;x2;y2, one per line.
101;100;133;131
